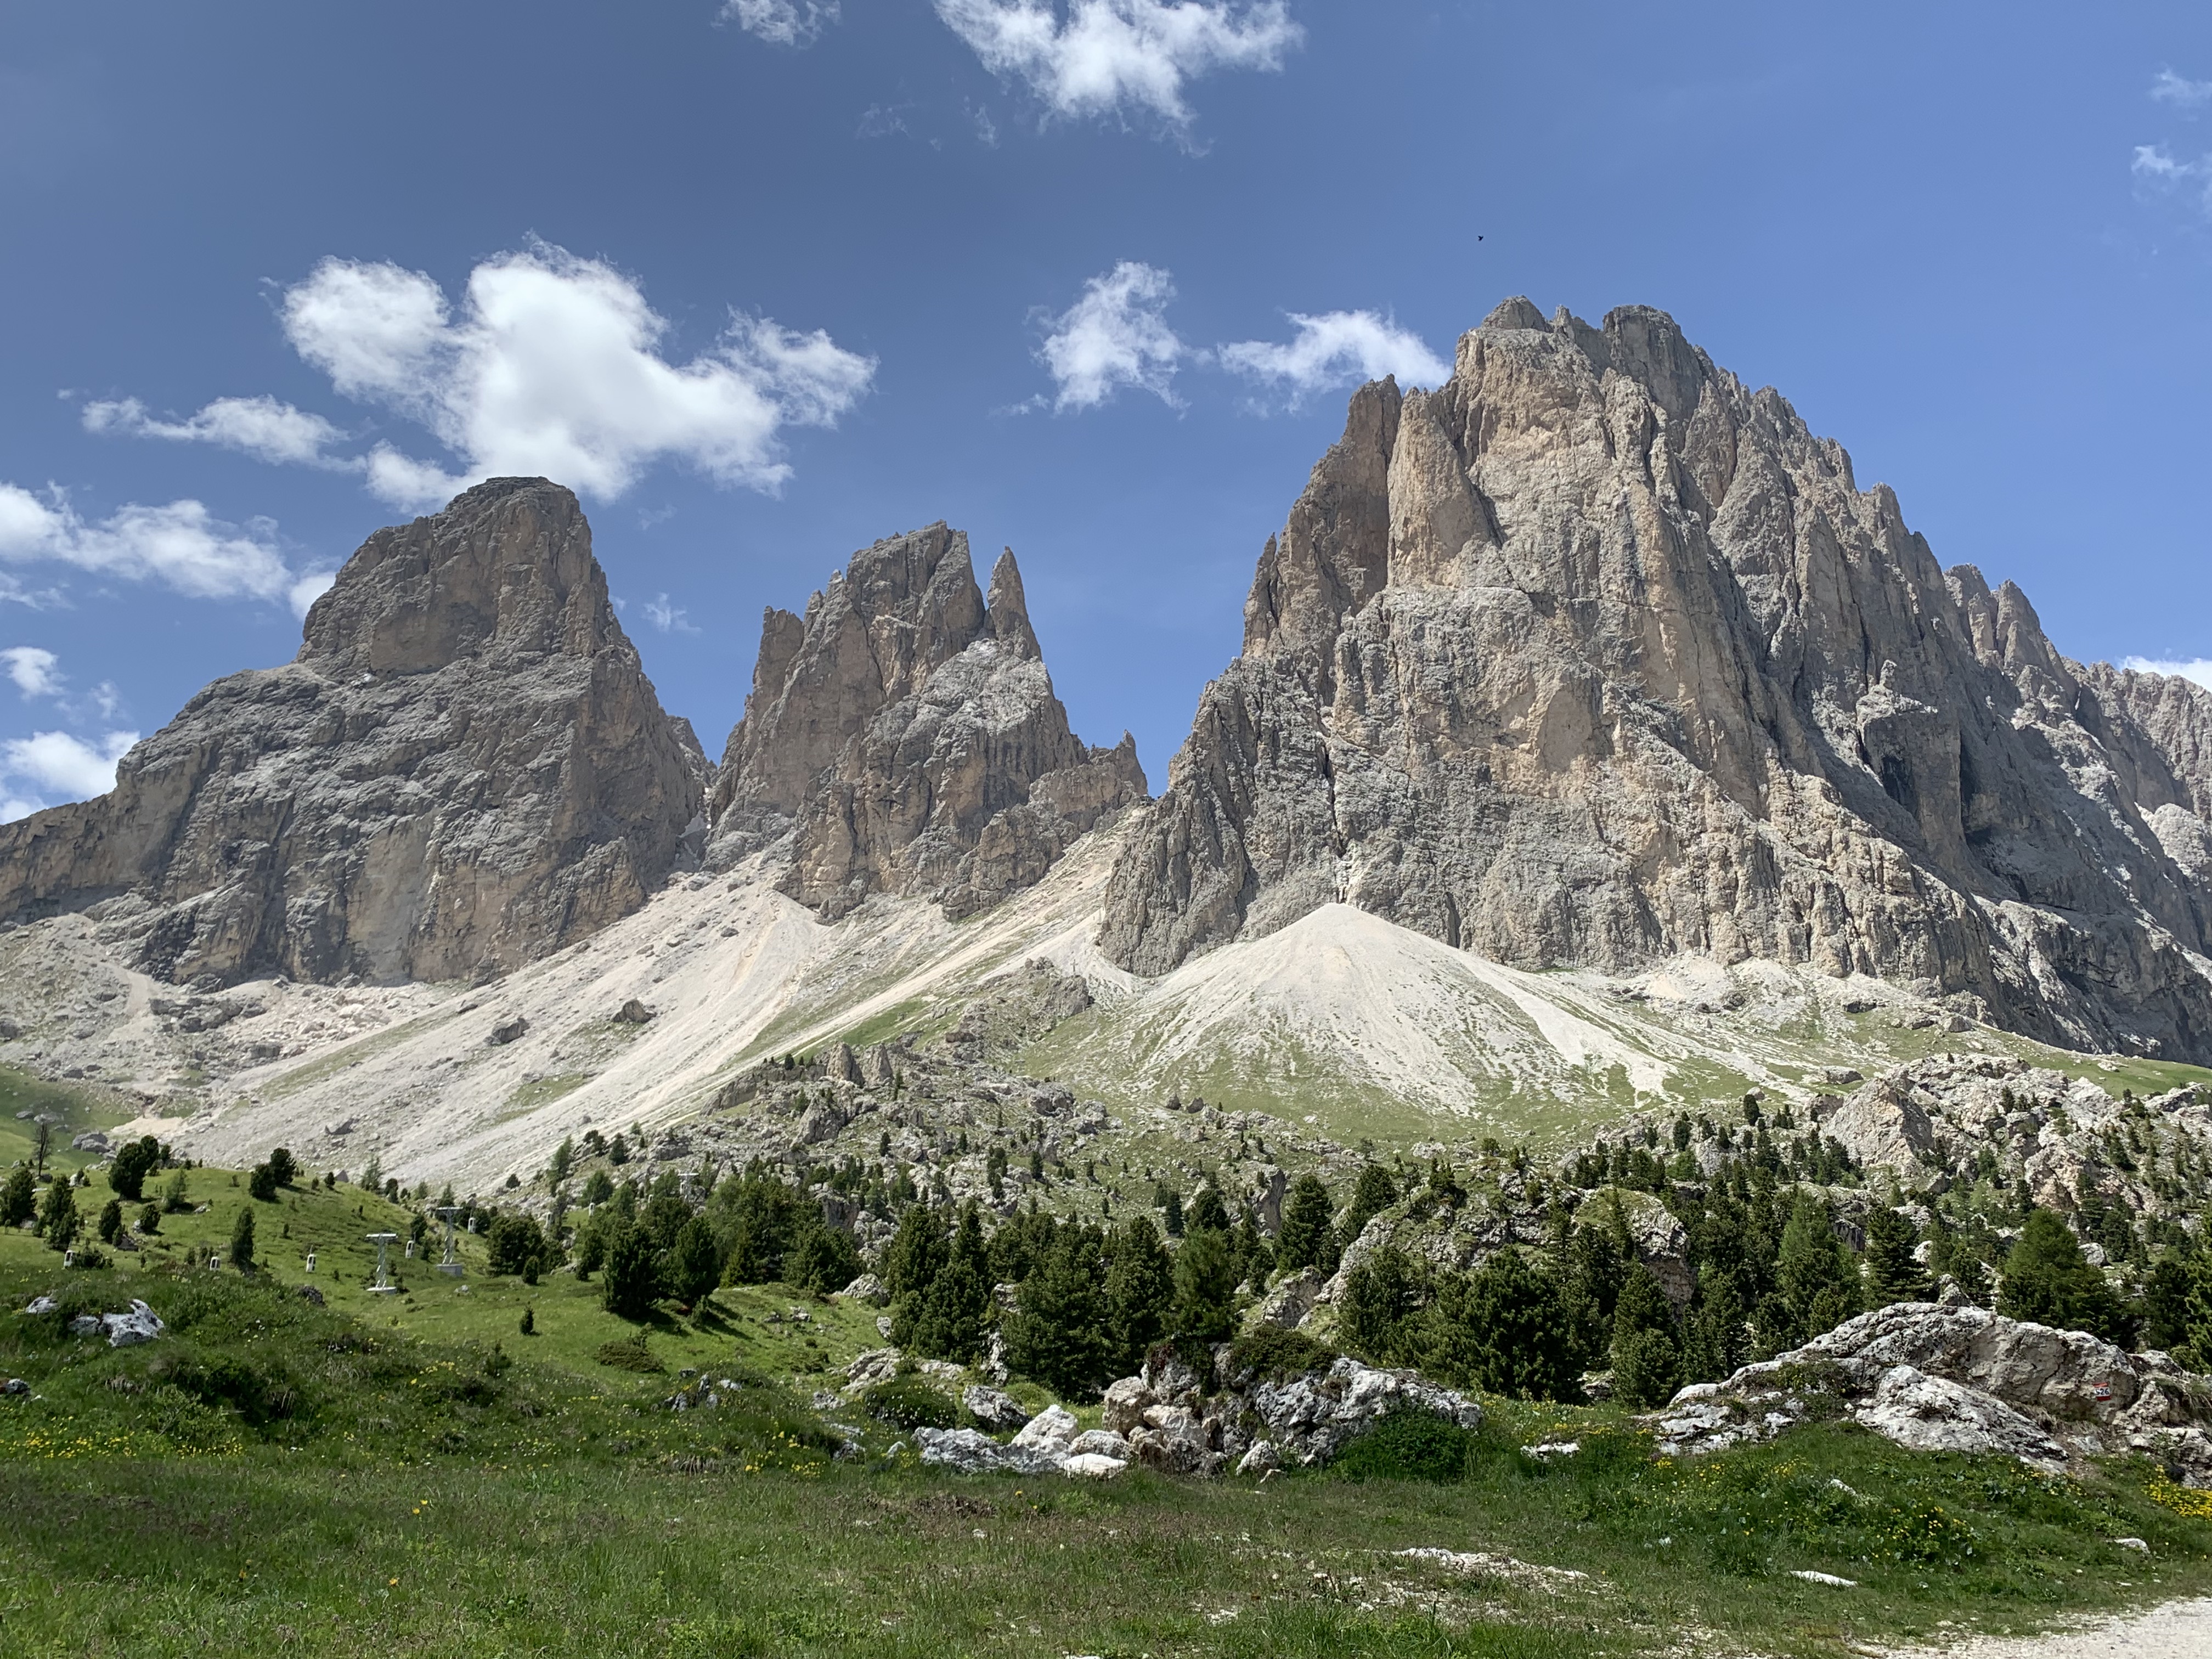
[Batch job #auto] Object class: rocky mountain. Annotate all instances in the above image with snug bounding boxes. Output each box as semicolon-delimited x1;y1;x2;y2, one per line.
707;522;1146;920
0;478;699;986
1102;299;2212;1064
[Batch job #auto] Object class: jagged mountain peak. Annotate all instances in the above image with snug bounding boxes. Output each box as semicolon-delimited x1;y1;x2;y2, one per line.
1105;297;2212;1065
0;481;697;986
709;522;1143;921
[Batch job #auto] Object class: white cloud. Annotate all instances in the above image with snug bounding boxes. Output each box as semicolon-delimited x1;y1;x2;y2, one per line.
1218;310;1451;405
936;0;1301;129
2;645;59;696
82;394;347;468
2152;68;2212;108
720;0;838;47
95;242;876;512
2132;143;2212;213
0;727;138;821
0;483;319;612
2122;656;2212;690
1037;262;1187;411
642;593;698;635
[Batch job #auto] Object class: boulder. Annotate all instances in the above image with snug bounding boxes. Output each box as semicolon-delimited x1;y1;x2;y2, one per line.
1011;1403;1079;1454
1060;1453;1128;1479
1647;1302;2212;1477
837;1273;887;1304
962;1385;1031;1433
613;999;656;1025
1252;1267;1323;1331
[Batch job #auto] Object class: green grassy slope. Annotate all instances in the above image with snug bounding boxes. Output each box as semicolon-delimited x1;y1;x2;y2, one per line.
4;1161;2212;1657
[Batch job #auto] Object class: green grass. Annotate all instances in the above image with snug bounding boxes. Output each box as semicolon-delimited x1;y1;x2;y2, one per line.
0;1062;129;1175
5;1166;2212;1657
502;1073;595;1116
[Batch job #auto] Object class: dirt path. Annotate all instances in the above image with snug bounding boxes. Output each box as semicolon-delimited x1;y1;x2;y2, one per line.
1883;1597;2212;1658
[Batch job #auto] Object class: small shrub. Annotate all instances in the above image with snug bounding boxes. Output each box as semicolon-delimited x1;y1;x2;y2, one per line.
595;1334;663;1373
1329;1407;1479;1483
1227;1325;1338;1383
863;1374;962;1431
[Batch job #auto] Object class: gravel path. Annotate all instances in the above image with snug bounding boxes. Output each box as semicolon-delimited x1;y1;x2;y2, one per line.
1884;1598;2212;1658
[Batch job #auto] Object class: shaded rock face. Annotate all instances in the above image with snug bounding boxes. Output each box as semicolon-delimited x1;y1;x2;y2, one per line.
0;478;698;986
708;522;1146;920
1102;299;2212;1060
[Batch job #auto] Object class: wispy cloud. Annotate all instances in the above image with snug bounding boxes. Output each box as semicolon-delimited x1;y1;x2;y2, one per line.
1036;262;1187;411
936;0;1300;133
720;0;838;48
2122;655;2212;690
2152;67;2212;109
642;593;699;635
0;728;138;823
82;394;347;468
0;484;324;613
1218;311;1450;407
87;242;877;512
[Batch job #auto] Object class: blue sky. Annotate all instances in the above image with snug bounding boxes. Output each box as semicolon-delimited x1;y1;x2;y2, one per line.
2;1;2210;818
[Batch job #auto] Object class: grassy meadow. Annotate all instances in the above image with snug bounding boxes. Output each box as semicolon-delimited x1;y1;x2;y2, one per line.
2;1160;2209;1657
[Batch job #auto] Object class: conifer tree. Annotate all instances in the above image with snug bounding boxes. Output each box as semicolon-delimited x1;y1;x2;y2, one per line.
2;1165;35;1228
1107;1215;1175;1371
1170;1222;1238;1341
1342;1163;1397;1243
1998;1208;2133;1345
1276;1174;1338;1276
1427;1248;1577;1400
668;1215;722;1306
1339;1244;1424;1363
1187;1184;1231;1235
36;1179;78;1252
884;1204;950;1344
229;1204;256;1272
1865;1205;1934;1304
1767;1195;1861;1350
908;1203;993;1363
1609;1260;1680;1408
1006;1226;1112;1398
600;1222;661;1320
98;1197;123;1245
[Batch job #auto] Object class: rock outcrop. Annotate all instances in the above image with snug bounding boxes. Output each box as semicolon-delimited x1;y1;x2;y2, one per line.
708;523;1146;920
1100;300;2212;1062
0;479;698;985
1649;1302;2212;1479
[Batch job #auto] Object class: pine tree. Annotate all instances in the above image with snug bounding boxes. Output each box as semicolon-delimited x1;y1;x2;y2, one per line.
1342;1163;1397;1243
229;1204;256;1273
1770;1195;1861;1350
668;1215;722;1306
1276;1174;1337;1276
884;1204;950;1344
1998;1208;2134;1345
788;1216;861;1297
1430;1249;1577;1400
1865;1205;1934;1304
97;1197;123;1245
1339;1244;1423;1363
1107;1215;1175;1372
601;1222;661;1320
1187;1184;1231;1235
1171;1222;1238;1341
1609;1261;1680;1408
1162;1188;1184;1238
908;1204;994;1363
108;1136;160;1203
37;1180;78;1252
1006;1226;1112;1398
1;1165;35;1228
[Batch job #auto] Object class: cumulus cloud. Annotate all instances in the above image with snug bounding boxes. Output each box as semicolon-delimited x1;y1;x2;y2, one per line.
1218;310;1451;405
92;243;876;512
1037;262;1187;411
0;727;138;822
2152;68;2212;109
3;645;59;696
721;0;838;47
82;395;347;468
2122;656;2212;690
936;0;1300;129
0;483;321;612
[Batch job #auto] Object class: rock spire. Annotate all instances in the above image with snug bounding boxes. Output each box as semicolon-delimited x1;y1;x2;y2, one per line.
709;522;1145;919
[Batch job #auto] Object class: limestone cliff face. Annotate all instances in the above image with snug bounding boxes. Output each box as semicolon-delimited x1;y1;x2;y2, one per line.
708;522;1144;919
1101;298;2212;1060
0;478;699;985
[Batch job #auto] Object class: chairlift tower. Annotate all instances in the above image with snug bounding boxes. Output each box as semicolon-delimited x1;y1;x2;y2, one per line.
434;1206;466;1276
